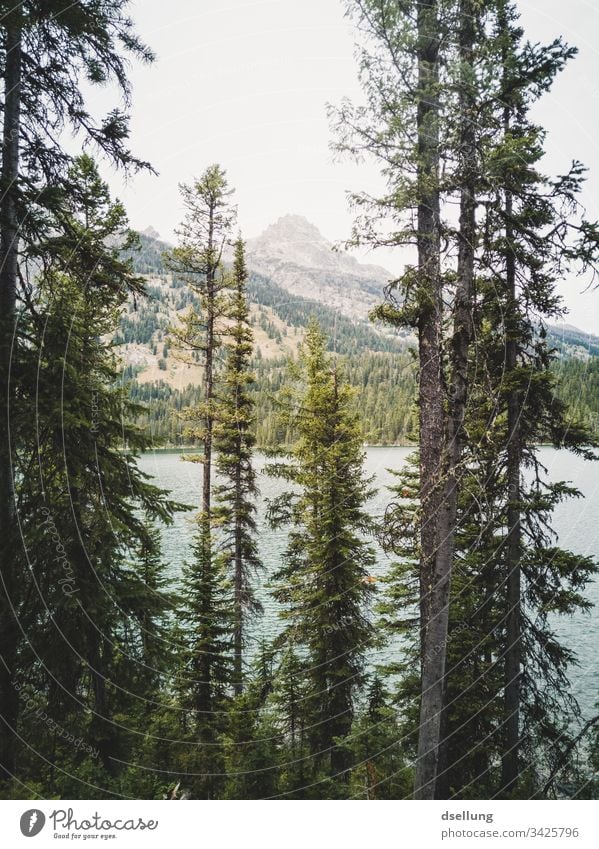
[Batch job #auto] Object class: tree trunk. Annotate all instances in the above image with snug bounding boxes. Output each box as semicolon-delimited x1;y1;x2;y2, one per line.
502;322;521;794
233;460;243;697
414;0;445;800
500;4;521;788
201;205;217;518
433;0;477;800
0;13;22;783
198;214;216;712
202;302;214;519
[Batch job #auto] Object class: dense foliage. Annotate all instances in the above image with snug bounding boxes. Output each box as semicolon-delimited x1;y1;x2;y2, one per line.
1;0;598;804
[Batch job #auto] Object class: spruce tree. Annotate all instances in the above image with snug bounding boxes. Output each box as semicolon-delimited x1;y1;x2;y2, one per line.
174;524;233;799
268;320;376;788
335;0;599;798
0;0;153;783
344;675;411;799
476;0;599;795
167;164;237;525
213;237;262;696
332;0;483;797
369;0;599;798
166;167;237;796
12;155;182;794
268;645;311;797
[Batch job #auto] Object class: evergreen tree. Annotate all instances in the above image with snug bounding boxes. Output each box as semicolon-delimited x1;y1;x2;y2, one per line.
11;155;182;794
0;0;153;783
166;166;237;794
167;164;237;523
132;525;178;708
213;237;262;696
174;522;233;799
344;675;411;799
473;0;599;796
221;670;279;799
332;0;484;797
268;645;311;797
334;0;599;798
268;320;376;788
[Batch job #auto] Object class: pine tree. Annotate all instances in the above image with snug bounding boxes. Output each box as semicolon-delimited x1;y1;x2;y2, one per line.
0;0;153;783
268;320;376;788
131;524;178;708
174;522;233;799
221;671;279;799
475;0;599;795
344;675;411;799
268;645;311;797
166;166;237;796
11;155;182;793
167;164;237;523
334;0;599;798
332;0;483;797
213;237;262;696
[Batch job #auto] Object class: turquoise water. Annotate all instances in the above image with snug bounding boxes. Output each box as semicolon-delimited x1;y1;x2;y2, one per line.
138;446;599;722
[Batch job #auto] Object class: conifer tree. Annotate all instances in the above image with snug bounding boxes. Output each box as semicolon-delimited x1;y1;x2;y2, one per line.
213;237;262;696
268;320;376;787
221;680;279;799
174;523;233;799
167;165;237;524
334;0;599;798
476;0;599;795
265;645;311;797
331;0;484;797
132;525;178;708
166;167;238;797
12;155;182;792
344;675;411;799
0;0;154;783
366;0;599;798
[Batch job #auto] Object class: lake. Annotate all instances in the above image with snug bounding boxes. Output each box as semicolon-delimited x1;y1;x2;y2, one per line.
138;446;599;724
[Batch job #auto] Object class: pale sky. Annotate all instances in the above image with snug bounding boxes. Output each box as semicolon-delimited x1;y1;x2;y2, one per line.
92;0;599;333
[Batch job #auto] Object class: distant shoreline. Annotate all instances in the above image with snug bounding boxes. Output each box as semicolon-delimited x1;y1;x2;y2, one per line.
138;443;415;453
138;441;561;453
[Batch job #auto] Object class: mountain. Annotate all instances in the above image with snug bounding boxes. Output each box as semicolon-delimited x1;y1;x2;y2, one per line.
122;224;598;364
116;223;409;390
548;323;599;360
116;224;599;446
141;225;162;241
245;214;391;319
117;217;409;378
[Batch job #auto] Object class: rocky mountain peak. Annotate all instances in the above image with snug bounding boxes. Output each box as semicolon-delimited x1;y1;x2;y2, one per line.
262;214;326;241
141;225;162;240
245;215;392;319
247;214;337;270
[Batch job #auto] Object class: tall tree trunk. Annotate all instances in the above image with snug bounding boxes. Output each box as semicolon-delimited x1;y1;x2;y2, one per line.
414;0;445;800
198;215;216;715
433;0;477;800
233;459;243;697
502;273;521;794
0;13;22;783
500;3;522;790
202;294;214;518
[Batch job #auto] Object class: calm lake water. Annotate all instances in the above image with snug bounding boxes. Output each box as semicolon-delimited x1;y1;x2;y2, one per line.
138;446;599;723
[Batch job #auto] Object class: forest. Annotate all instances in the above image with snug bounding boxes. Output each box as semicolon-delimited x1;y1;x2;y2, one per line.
1;0;599;803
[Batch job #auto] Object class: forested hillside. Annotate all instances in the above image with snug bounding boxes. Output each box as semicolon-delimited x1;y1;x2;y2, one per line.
119;230;599;446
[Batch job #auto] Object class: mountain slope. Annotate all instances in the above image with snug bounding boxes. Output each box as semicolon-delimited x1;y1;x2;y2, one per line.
115;223;599;446
245;214;391;318
117;220;410;388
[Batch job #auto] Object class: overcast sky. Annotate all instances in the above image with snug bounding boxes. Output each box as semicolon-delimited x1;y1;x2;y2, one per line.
94;0;599;333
